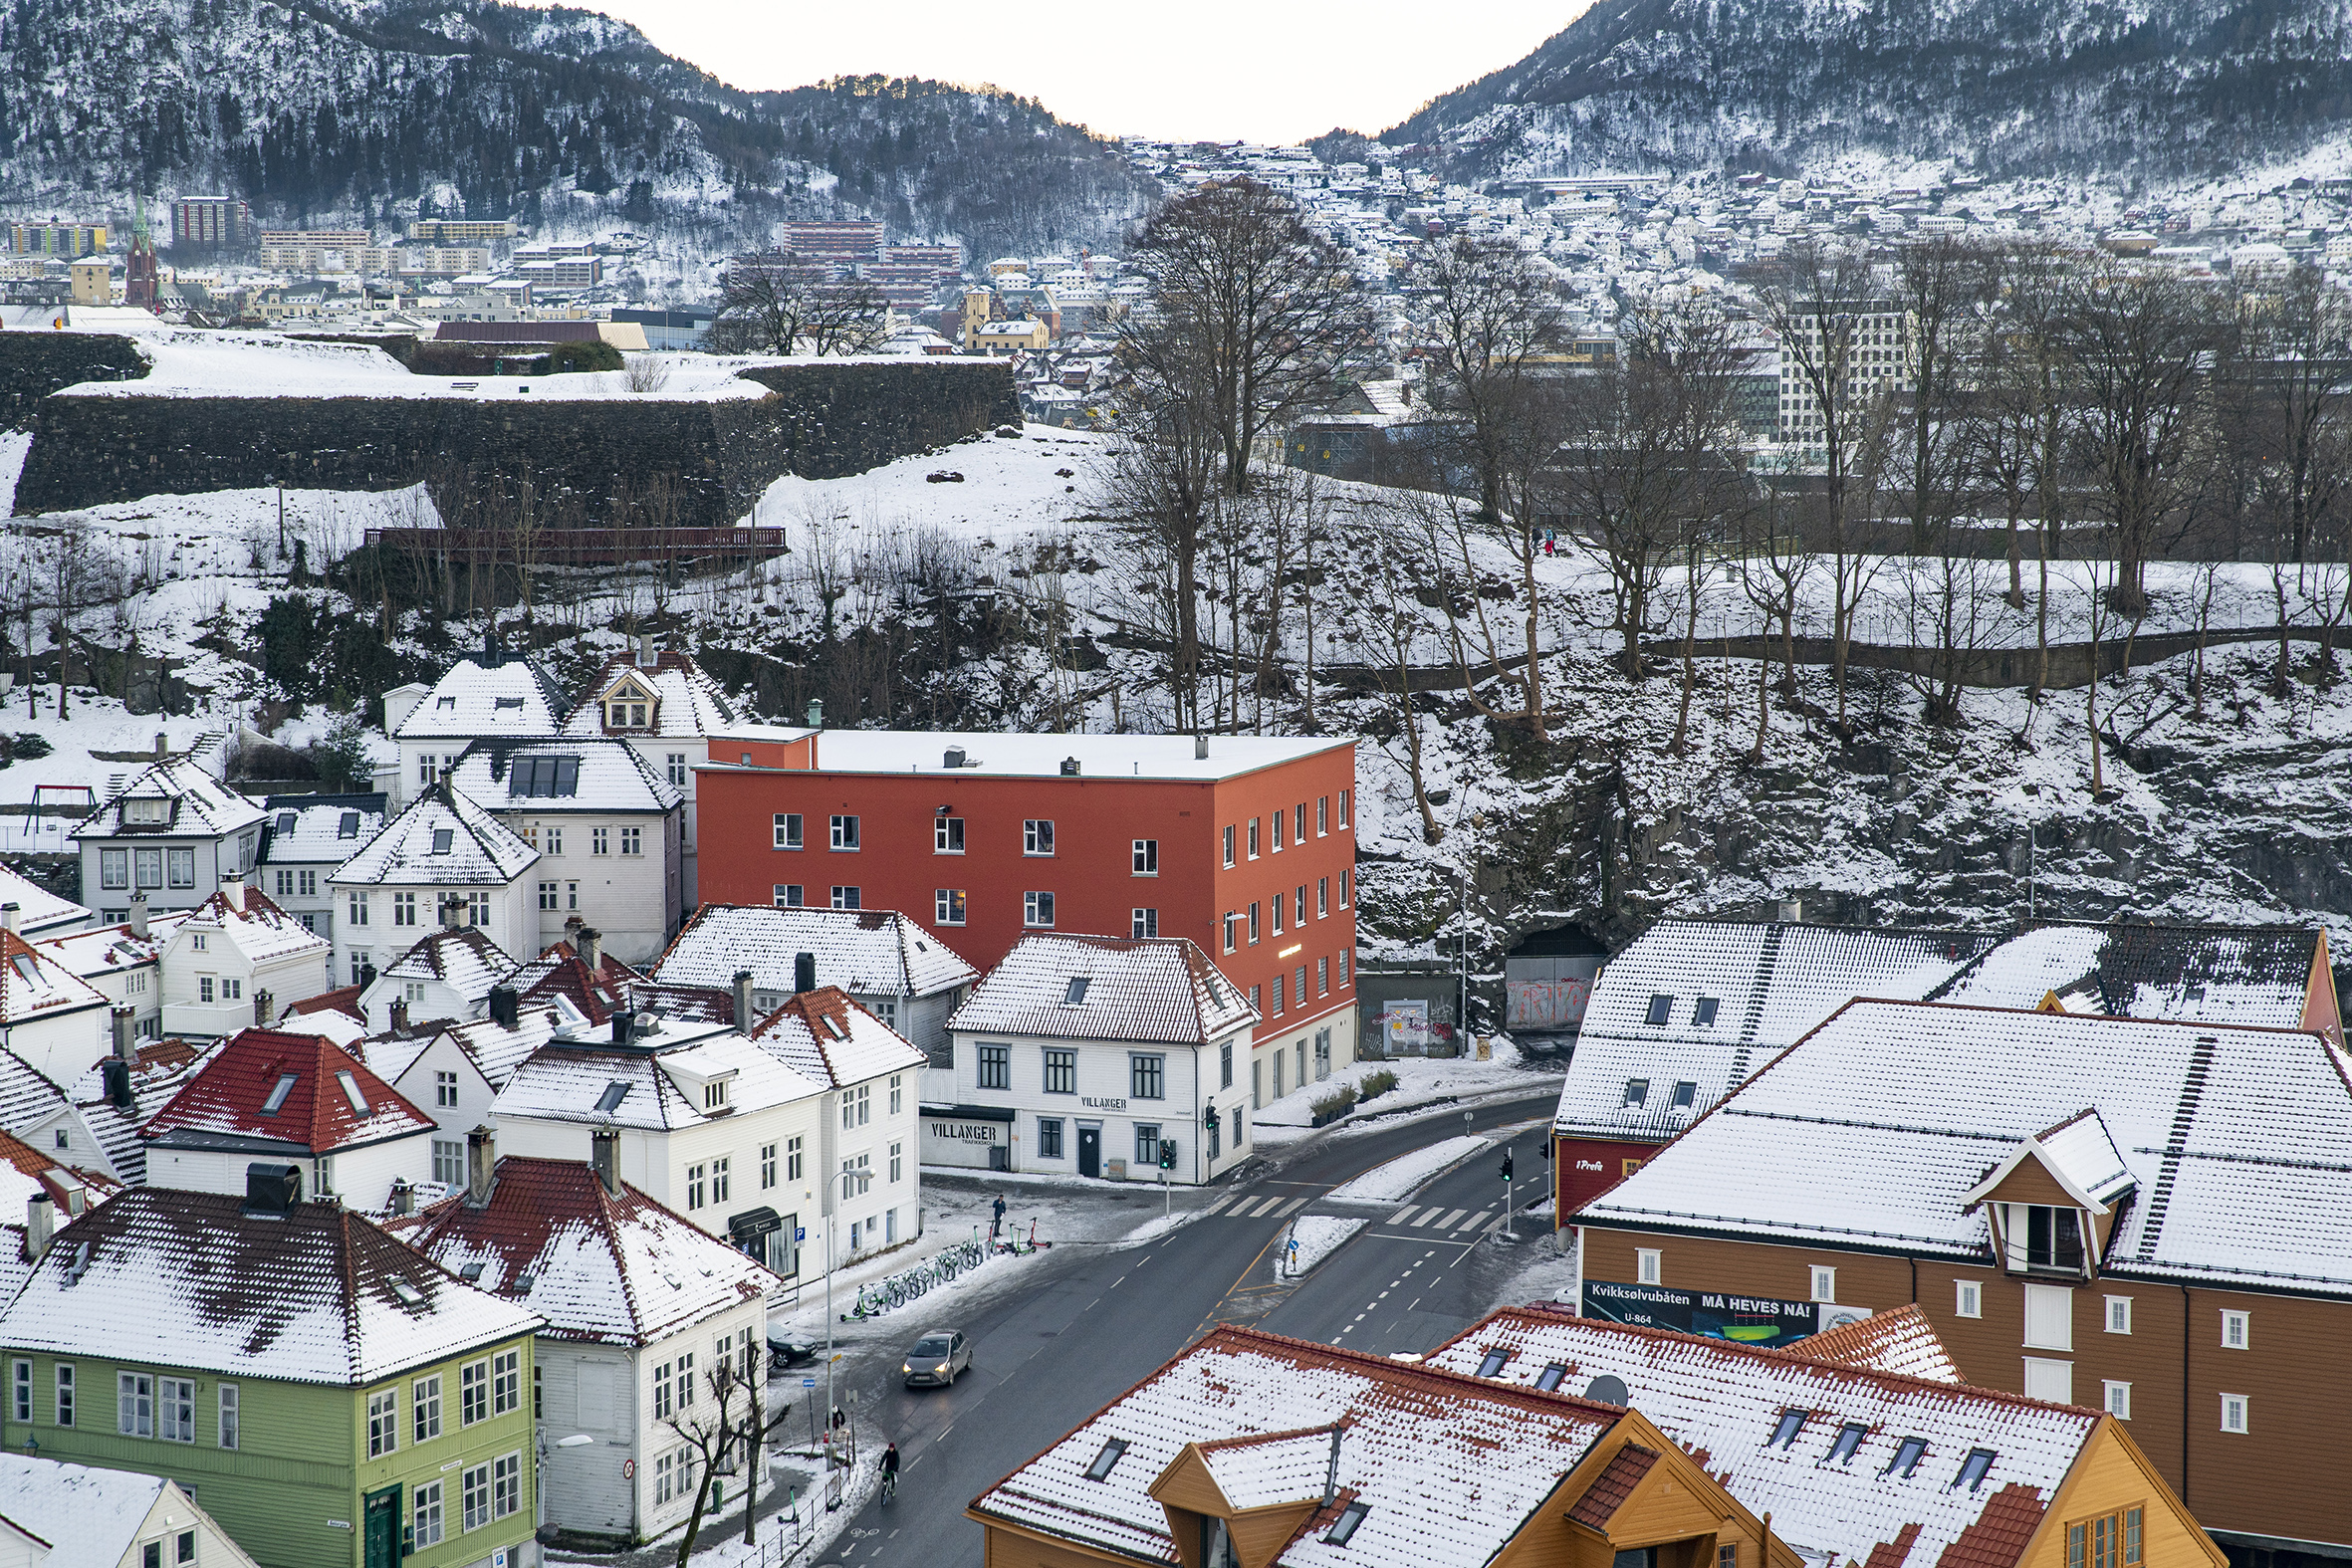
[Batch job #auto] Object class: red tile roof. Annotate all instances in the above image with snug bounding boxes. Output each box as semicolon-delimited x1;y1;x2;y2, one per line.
1932;1484;2046;1568
287;985;366;1025
512;946;637;1024
1867;1521;1924;1568
1567;1443;1660;1528
140;1026;436;1154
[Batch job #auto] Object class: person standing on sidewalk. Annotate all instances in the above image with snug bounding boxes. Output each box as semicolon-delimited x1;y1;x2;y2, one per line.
991;1195;1006;1242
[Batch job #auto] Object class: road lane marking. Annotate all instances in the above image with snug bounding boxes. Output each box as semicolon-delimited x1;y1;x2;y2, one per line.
1275;1196;1311;1217
1390;1206;1421;1226
1437;1209;1467;1229
1461;1212;1492;1230
1203;1192;1236;1215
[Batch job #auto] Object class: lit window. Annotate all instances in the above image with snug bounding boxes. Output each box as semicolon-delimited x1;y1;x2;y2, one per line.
936;888;967;925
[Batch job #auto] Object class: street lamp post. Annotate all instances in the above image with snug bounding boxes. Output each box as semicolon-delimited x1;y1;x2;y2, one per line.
822;1164;871;1482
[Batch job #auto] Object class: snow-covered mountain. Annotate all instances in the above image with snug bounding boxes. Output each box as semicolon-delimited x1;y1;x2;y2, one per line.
1384;0;2352;183
0;0;1152;262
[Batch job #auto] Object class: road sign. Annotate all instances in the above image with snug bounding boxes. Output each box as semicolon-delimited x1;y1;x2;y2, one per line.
802;1377;817;1388
795;1227;807;1241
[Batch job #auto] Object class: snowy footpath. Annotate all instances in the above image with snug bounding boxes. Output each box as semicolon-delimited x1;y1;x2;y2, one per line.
1321;1134;1491;1205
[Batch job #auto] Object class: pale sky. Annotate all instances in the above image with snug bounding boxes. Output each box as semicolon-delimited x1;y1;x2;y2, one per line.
566;2;1584;145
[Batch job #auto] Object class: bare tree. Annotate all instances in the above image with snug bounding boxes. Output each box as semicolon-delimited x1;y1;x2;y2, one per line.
2057;260;2227;613
1095;399;1222;732
661;1339;795;1566
1751;243;1901;726
1119;178;1371;496
709;254;888;356
2225;265;2352;566
1350;503;1446;844
1419;234;1571;523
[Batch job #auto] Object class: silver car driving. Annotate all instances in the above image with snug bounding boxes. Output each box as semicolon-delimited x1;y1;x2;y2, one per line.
902;1329;973;1389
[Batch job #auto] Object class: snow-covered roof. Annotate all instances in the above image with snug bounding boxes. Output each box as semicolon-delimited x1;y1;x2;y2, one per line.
140;1026;436;1157
0;864;88;938
65;1041;208;1184
1791;1304;1962;1384
494;1030;824;1131
402;999;586;1090
745;988;928;1089
1579;1000;2352;1297
971;1324;1621;1568
951;934;1256;1045
35;915;182;986
507;943;638;1025
654;904;977;1000
1962;1108;2138;1213
329;782;540;888
259;792;386;866
372;925;516;1004
1927;922;2329;1037
559;650;745;740
393;650;568;742
0;931;111;1030
730;729;1352;783
1423;1309;2100;1568
0;1456;179;1568
0;1188;541;1385
385;1157;777;1346
67;755;266;840
444;738;680;816
1553;922;1995;1140
172;881;332;966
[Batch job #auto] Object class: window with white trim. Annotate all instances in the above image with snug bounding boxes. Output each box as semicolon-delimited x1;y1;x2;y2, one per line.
1637;1248;1662;1285
2104;1381;2132;1420
2105;1296;2132;1335
1809;1266;1835;1303
1956;1278;1983;1318
2221;1393;2249;1433
2222;1309;2249;1350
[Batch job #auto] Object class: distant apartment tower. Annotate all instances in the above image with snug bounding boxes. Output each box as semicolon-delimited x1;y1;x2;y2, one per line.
408;217;519;244
885;242;964;274
1778;301;1913;441
9;221;107;257
171;196;251;248
782;219;885;263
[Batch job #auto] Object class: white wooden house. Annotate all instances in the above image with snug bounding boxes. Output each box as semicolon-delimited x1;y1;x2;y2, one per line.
156;874;334;1039
328;782;542;984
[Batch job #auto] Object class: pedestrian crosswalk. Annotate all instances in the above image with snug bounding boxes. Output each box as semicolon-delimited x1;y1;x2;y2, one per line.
1383;1205;1494;1233
1203;1191;1495;1230
1203;1191;1315;1220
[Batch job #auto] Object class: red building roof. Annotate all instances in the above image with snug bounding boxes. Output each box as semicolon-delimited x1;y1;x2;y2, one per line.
140;1026;436;1154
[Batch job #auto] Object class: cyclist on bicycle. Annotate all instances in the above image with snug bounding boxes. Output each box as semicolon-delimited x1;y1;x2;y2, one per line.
881;1443;900;1499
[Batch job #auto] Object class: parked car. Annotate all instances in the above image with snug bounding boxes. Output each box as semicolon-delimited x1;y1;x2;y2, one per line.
768;1334;819;1371
902;1328;973;1388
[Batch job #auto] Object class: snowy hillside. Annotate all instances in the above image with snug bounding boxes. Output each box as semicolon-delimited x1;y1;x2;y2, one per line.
0;0;1154;267
1384;0;2352;184
4;422;2349;977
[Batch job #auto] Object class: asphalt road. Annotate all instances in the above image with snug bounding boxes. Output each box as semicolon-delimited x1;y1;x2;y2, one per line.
806;1092;1558;1567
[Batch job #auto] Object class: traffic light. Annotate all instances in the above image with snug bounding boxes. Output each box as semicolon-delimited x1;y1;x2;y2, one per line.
1159;1140;1178;1170
1501;1150;1515;1183
1204;1105;1221;1134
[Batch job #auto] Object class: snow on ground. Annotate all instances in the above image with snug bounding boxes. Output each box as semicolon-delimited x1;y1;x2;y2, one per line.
56;331;769;401
742;424;1112;541
1254;1038;1563;1144
0;429;27;515
1278;1215;1365;1278
1323;1133;1490;1205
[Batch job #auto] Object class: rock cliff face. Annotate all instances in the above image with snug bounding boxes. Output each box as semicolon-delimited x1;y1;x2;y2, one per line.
1385;0;2352;182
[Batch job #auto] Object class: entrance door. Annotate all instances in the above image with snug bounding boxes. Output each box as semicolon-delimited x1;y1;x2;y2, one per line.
1077;1125;1101;1179
362;1485;401;1568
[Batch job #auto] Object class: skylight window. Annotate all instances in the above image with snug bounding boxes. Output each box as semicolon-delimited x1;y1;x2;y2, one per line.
11;956;39;987
1643;994;1673;1026
435;696;456;710
1885;1437;1929;1478
1622;1078;1650;1107
1534;1363;1567;1393
1063;977;1091;1005
494;696;525;710
823;1014;848;1040
277;812;297;833
509;756;582;797
1325;1502;1370;1547
1083;1439;1128;1480
1671;1081;1698;1109
338;1070;369;1115
431;828;455;854
387;1276;426;1307
459;1261;486;1282
594;1081;631;1113
1825;1423;1868;1466
262;1072;300;1115
1954;1449;1997;1492
1769;1409;1809;1450
1475;1348;1510;1378
513;1271;536;1294
339;811;360;838
1692;996;1720;1026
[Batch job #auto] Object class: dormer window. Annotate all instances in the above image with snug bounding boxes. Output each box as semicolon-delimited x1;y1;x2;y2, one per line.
604;681;655;731
123;798;167;825
1995;1203;2087;1274
703;1079;731;1111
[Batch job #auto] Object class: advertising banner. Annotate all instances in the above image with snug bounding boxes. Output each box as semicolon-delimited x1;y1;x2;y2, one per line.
1581;1279;1868;1349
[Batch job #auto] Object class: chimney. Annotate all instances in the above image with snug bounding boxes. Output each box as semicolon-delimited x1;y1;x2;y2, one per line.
488;985;519;1030
1194;735;1209;761
102;1058;133;1109
359;960;378;992
153;732;167;759
1776;896;1803;924
942;746;966;770
387;1179;414;1218
111;1007;135;1063
806;697;823;729
731;969;755;1027
1322;1422;1346;1509
243;1161;302;1217
253;988;273;1027
128;894;148;940
0;902;17;936
24;1193;54;1263
590;1126;620;1196
579;927;601;972
388;999;410;1034
793;951;817;996
636;633;657;668
1059;756;1080;777
464;1126;496;1208
609;1009;634;1045
221;870;245;912
440;897;464;930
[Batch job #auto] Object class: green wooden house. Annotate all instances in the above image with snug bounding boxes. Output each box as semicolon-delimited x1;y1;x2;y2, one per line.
0;1181;544;1568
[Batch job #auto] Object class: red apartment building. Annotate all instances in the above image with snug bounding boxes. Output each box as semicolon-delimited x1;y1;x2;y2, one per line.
696;730;1363;1094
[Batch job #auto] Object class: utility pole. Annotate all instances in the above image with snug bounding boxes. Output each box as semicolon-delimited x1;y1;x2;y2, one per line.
822;1164;869;1503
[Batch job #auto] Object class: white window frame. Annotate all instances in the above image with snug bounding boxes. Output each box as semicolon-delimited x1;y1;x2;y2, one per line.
1132;838;1157;874
1809;1266;1836;1304
2221;1393;2249;1433
2105;1295;2133;1335
1636;1248;1662;1286
829;814;859;850
2103;1380;2132;1420
1956;1278;1982;1318
2221;1308;2249;1350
